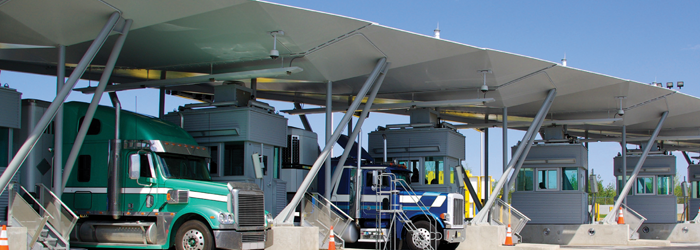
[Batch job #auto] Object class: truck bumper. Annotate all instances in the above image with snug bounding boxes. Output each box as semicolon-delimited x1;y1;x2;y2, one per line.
213;229;273;250
443;228;465;243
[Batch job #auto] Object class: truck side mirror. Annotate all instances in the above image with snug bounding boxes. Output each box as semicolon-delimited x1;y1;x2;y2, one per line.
372;170;379;186
129;154;140;179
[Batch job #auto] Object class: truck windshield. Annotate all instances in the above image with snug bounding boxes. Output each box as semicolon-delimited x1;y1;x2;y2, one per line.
158;153;212;181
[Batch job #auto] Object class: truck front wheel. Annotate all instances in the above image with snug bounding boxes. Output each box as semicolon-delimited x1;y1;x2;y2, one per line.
406;221;440;250
175;220;215;250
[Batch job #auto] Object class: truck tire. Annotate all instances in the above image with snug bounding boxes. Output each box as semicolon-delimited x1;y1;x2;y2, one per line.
406;220;440;250
175;220;215;250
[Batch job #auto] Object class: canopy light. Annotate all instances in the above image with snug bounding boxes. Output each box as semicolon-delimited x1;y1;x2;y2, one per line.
678;81;684;89
666;82;673;89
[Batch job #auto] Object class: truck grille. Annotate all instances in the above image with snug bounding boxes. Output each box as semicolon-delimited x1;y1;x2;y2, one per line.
242;233;265;242
237;193;265;227
453;198;464;226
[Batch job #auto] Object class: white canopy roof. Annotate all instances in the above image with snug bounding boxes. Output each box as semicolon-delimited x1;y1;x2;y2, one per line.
1;0;698;151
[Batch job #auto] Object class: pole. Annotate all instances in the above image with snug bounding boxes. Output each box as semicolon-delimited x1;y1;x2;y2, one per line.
473;89;556;224
502;107;508;202
62;19;132;190
158;71;166;119
604;111;668;224
276;58;387;225
325;80;333;198
53;45;65;197
0;12;121;196
621;124;626;205
329;64;388;193
484;115;489;202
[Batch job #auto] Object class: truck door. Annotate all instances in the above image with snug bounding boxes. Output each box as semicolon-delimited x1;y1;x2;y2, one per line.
123;151;160;216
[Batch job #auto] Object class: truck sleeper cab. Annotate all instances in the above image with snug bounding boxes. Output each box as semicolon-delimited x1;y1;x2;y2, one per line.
332;164;465;250
60;102;272;250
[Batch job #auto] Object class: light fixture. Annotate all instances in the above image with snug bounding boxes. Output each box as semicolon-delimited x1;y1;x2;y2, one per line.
677;81;684;89
269;31;284;59
478;69;491;93
666;82;673;89
655;82;663;87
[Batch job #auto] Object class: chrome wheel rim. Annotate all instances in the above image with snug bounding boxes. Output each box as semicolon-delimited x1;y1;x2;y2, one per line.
412;227;431;249
182;229;205;250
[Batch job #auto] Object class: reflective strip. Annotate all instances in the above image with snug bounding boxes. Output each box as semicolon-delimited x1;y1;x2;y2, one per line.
0;230;5;238
189;191;227;202
360;195;388;202
123;188;170;194
333;194;350;202
63;187;107;193
400;195;422;203
431;196;446;207
0;240;7;245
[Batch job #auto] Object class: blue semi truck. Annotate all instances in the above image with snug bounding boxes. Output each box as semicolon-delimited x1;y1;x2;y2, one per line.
330;162;465;250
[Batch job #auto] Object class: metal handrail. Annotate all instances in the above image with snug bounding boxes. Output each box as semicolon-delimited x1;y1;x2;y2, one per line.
491;199;531;235
313;191;354;220
17;185;55;220
620;203;647;238
37;183;78;219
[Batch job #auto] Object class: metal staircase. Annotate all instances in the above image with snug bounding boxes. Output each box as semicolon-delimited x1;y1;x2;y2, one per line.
300;192;353;249
373;172;440;250
487;199;531;244
8;183;78;250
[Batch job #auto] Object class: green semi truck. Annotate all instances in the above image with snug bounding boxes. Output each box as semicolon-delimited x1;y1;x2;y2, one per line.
59;101;272;250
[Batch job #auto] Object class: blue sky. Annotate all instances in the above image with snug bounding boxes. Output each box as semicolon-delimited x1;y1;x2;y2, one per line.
1;0;699;187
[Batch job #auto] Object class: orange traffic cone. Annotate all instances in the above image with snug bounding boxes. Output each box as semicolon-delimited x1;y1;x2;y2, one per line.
504;224;513;246
617;207;625;224
328;226;336;250
0;225;8;250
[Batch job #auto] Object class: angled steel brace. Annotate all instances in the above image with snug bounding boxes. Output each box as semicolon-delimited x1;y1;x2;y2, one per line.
61;19;133;191
604;111;669;224
472;89;556;224
329;63;390;195
0;12;121;196
275;57;387;225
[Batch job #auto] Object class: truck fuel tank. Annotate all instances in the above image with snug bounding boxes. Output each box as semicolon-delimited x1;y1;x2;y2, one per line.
74;221;157;244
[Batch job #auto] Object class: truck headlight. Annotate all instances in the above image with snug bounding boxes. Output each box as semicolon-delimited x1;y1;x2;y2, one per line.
218;212;235;224
265;213;274;228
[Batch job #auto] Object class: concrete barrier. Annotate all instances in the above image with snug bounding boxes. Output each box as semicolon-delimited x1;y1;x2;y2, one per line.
266;226;319;250
638;223;700;242
7;227;27;250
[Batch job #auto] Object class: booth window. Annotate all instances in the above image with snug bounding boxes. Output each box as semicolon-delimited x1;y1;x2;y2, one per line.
516;168;534;191
537;169;558;190
223;143;244;176
424;157;444;185
399;159;420;184
562;168;578;190
692;181;700;199
657;175;672;195
636;176;654;195
617;175;632;195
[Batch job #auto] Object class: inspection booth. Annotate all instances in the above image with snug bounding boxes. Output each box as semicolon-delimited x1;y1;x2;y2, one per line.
367;109;465;195
614;153;698;242
511;142;589;225
164;83;288;216
689;164;700;219
0;87;21;223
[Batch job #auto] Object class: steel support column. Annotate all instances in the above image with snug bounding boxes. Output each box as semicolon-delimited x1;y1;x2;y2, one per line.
325;80;333;198
0;12;121;196
330;63;389;192
472;89;556;224
604;111;668;224
276;57;387;225
501;107;508;202
158;70;166;119
484;116;489;202
62;19;133;190
53;45;65;197
621;124;627;205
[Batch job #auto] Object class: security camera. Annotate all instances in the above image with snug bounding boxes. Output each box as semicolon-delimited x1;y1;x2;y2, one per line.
617;109;624;116
270;49;279;59
480;84;489;93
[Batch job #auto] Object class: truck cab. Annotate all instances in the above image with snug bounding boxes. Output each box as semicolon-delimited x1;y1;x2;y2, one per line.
60;102;272;250
331;163;465;250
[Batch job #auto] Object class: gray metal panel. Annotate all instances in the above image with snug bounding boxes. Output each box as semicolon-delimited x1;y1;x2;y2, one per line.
367;128;464;159
18;99;53;193
613;154;676;176
517;143;587;170
688;165;700;182
511;192;588;224
690;199;700;219
0;87;21;129
626;195;677;224
247;109;287;147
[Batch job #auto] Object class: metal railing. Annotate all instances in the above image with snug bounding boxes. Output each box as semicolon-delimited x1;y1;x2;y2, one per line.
301;192;352;249
36;183;79;240
619;204;647;239
489;199;531;236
